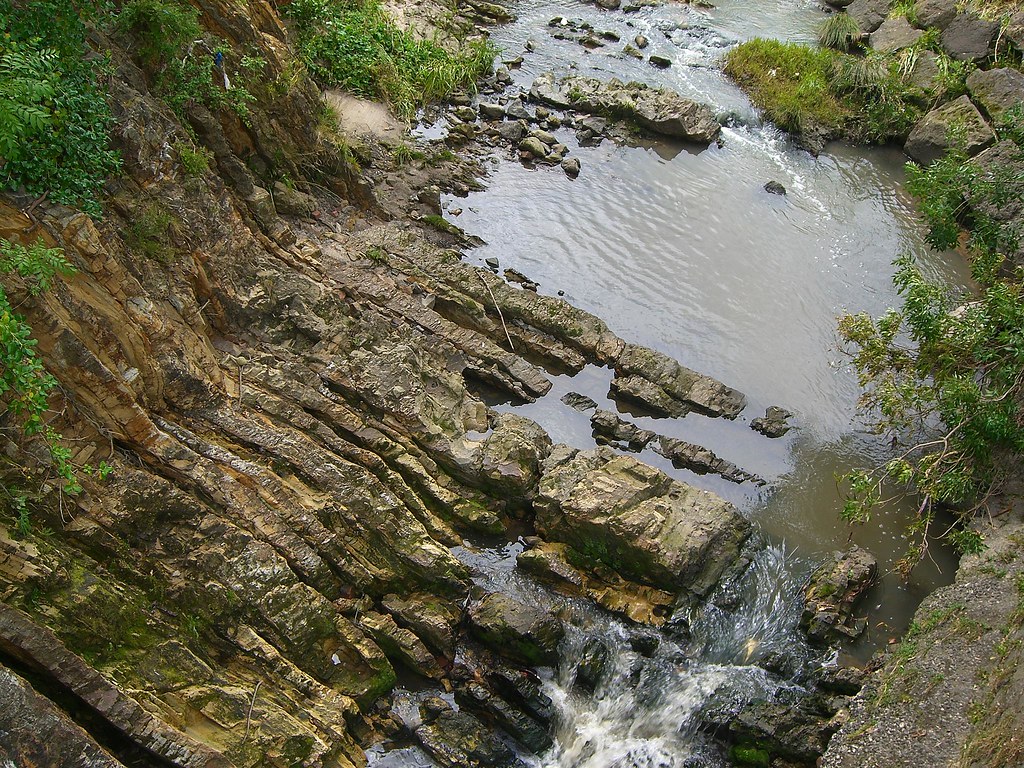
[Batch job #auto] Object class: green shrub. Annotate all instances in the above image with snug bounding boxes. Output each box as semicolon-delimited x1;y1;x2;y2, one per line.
173;141;211;176
0;0;120;217
0;238;88;529
116;0;254;120
285;0;497;117
838;120;1024;574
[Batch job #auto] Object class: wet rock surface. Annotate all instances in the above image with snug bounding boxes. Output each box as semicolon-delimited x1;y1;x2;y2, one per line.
801;546;878;645
468;592;565;665
904;95;996;165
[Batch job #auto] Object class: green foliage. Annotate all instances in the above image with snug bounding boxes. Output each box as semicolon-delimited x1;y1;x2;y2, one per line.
116;0;255;119
838;120;1024;574
725;39;849;134
0;238;92;528
0;0;120;217
818;13;862;52
285;0;497;117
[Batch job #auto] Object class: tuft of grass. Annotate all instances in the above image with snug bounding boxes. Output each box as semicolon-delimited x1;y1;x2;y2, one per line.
285;0;497;117
725;38;924;142
173;141;211;176
819;13;862;52
126;204;176;264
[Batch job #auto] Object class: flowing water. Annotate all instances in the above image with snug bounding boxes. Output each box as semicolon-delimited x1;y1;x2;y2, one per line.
370;0;976;765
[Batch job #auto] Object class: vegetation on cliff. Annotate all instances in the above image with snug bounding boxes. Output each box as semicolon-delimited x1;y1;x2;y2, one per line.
0;0;119;216
285;0;497;116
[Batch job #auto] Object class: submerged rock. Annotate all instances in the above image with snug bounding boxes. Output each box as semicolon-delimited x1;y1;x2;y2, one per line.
590;408;657;450
534;446;751;595
415;704;523;768
657;436;761;485
561;392;598;411
530;73;721;143
613;343;746;419
801;546;878;645
763;180;787;195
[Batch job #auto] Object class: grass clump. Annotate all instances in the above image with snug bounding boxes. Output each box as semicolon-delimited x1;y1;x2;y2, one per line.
126;204;177;264
819;13;862;52
0;0;120;217
724;39;851;135
285;0;497;117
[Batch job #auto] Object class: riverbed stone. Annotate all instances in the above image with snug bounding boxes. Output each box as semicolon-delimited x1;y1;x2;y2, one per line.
941;13;1000;61
561;156;581;177
750;406;794;438
478;102;505;119
534;446;751;594
530;73;721;143
966;67;1024;122
904;95;996;165
561;391;598;411
590;408;656;450
519;136;548;158
497;119;527;143
610;373;689;417
468;592;564;665
649;54;672;68
801;546;878;645
764;180;787;195
656;436;760;485
869;17;924;51
505;99;532;121
914;0;956;29
847;0;891;34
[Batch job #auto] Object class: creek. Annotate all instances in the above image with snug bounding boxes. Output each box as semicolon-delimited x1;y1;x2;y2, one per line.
371;0;974;765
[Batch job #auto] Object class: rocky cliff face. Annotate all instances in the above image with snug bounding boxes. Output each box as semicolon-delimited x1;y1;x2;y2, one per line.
0;2;779;766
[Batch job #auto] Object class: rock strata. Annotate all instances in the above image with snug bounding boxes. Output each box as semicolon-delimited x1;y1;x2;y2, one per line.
530;73;721;143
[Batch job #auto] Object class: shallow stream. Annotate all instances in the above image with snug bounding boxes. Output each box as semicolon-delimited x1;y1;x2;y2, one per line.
372;0;975;765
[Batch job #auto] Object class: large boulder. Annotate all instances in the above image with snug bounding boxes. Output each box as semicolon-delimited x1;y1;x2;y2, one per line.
534;446;751;595
847;0;891;34
904;95;996;165
530;73;721;143
941;13;1000;61
415;703;523;768
914;0;956;30
870;17;925;51
800;546;877;645
966;67;1024;122
468;593;564;666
